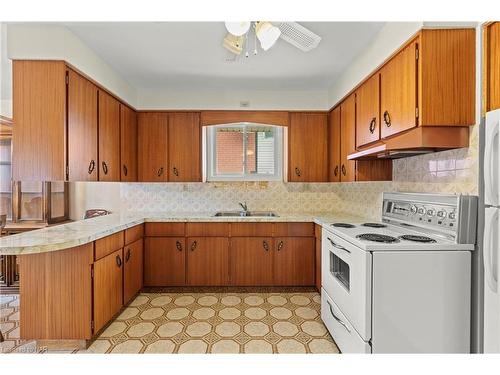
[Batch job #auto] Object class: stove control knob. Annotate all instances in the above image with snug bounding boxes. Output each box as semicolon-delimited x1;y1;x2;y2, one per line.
449;212;456;220
427;209;436;217
437;210;446;219
417;207;425;215
410;205;418;214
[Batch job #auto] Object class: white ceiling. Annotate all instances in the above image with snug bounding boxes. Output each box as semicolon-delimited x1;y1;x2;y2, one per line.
64;22;386;91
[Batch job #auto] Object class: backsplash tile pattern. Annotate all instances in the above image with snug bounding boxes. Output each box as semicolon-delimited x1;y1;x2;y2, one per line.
112;126;479;222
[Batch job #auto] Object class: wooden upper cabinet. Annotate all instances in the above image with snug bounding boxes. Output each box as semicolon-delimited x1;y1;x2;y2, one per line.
13;61;67;181
168;113;201;182
485;22;500;112
288;112;328;182
340;94;356;182
380;38;418;139
120;105;138;182
98;90;121;181
328;107;341;182
356;73;380;147
138;112;168;182
67;69;99;181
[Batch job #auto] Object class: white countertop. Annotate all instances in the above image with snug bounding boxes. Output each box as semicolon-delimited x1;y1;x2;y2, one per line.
0;211;367;255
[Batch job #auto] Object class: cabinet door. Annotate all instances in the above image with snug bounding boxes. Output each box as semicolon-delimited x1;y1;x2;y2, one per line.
340;94;356;182
93;248;123;333
230;237;273;286
487;23;500;112
144;237;186;286
356;73;380;147
289;113;328;182
67;69;98;181
120;105;138;182
168;113;201;182
328;106;341;182
274;237;315;286
98;90;121;181
123;238;143;304
187;237;229;286
138;113;169;182
380;39;418;139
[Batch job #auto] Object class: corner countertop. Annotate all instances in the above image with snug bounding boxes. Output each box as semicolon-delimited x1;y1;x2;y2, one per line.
0;211;368;255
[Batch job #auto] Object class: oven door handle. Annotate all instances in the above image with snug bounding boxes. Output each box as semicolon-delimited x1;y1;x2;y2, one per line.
327;237;351;253
326;300;351;333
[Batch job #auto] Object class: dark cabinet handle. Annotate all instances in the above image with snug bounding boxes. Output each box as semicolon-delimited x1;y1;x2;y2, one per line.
123;165;128;177
383;111;391;127
295;167;301;177
277;240;284;251
173;167;179;177
88;160;95;174
116;255;122;267
125;248;131;262
341;164;347;176
157;167;164;177
334;166;339;177
102;161;108;175
369;117;376;134
176;240;183;252
262;240;269;251
190;241;197;251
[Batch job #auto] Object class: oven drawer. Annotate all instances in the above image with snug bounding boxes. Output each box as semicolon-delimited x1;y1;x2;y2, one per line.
321;228;372;340
321;288;371;353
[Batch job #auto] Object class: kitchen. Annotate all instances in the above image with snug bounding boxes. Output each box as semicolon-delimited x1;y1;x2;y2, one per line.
0;1;498;373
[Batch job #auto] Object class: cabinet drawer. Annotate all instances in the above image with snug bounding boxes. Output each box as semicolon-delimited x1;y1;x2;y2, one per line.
95;232;124;261
274;222;314;237
186;223;229;237
125;224;144;245
145;223;185;237
230;223;274;237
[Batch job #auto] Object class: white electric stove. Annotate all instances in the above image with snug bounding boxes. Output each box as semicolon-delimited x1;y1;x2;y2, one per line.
321;192;478;353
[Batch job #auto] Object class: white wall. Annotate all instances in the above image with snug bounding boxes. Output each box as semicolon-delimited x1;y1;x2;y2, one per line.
6;23;137;106
138;88;329;110
69;182;122;220
0;23;12;118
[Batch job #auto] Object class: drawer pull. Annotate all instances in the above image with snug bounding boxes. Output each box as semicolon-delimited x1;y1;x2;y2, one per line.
125;248;131;262
190;241;197;251
327;237;351;253
123;164;128;177
334;166;339;177
369;117;376;134
176;240;183;252
383;110;391;127
327;300;351;333
341;164;346;176
88;160;95;174
173;166;179;177
157;167;164;177
295;167;301;177
102;161;109;175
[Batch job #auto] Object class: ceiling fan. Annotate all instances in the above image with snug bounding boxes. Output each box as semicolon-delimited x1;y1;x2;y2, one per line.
223;22;321;59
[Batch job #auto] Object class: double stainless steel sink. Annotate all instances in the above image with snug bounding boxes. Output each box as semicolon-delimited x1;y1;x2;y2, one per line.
214;211;279;217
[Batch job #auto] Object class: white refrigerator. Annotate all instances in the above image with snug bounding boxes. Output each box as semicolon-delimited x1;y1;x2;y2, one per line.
484;108;500;352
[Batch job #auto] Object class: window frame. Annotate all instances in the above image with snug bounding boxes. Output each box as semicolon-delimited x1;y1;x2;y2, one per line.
205;122;284;182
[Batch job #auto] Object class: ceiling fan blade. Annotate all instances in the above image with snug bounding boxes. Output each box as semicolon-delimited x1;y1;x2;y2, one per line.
278;22;322;52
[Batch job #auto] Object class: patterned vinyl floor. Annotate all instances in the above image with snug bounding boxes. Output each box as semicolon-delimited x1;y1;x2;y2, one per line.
0;289;339;354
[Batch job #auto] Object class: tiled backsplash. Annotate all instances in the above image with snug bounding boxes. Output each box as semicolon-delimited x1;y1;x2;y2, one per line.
71;126;479;221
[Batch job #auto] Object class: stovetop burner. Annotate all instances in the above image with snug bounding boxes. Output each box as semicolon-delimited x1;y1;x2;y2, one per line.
331;223;356;228
361;223;387;228
399;234;437;243
356;233;399;243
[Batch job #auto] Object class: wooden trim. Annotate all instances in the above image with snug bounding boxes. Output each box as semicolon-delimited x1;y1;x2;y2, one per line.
94;232;124;261
200;110;290;127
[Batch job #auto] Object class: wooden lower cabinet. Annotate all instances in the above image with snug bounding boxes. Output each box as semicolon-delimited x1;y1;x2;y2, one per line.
274;237;315;286
123;238;143;304
144;237;186;286
93;248;123;333
230;237;274;286
187;237;229;286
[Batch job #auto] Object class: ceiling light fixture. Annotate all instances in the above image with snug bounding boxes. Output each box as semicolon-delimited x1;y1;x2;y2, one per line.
255;22;281;51
224;22;251;36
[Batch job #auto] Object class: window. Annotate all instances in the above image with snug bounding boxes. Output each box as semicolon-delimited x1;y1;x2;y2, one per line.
206;123;283;181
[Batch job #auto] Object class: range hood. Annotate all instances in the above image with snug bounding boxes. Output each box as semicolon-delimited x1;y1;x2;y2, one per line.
348;127;470;160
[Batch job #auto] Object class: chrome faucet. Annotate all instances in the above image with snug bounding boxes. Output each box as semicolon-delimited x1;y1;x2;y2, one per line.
238;201;248;213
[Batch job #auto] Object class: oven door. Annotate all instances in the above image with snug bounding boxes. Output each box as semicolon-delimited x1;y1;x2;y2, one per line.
322;228;372;340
